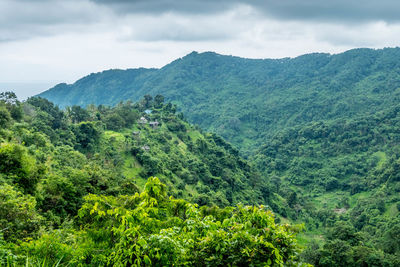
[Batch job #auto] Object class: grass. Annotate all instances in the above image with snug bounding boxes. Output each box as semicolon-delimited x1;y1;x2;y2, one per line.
312;191;348;210
187;130;202;142
297;230;325;247
384;203;399;217
373;151;387;170
122;153;146;190
184;183;197;198
348;191;371;207
104;130;125;143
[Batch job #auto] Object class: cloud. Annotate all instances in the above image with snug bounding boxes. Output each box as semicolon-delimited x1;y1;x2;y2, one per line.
255;0;400;23
0;0;109;41
91;0;238;15
314;21;400;47
1;0;400;94
91;0;400;23
116;6;256;42
2;0;400;43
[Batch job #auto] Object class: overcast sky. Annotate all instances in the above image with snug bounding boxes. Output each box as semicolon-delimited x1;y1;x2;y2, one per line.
1;0;400;98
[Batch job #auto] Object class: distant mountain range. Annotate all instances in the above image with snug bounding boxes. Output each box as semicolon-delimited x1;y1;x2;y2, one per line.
38;48;400;153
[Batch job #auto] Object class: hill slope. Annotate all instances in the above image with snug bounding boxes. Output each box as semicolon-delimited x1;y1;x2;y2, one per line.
35;48;400;265
39;48;400;153
253;104;400;265
0;94;303;266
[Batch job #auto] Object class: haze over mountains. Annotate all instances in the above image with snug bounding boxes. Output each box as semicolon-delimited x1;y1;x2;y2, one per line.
39;47;400;154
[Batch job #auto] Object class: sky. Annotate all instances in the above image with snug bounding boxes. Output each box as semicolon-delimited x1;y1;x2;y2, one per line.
1;0;400;99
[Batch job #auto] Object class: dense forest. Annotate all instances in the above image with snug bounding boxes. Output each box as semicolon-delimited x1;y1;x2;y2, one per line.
3;47;400;266
0;92;306;266
254;105;400;265
39;48;400;154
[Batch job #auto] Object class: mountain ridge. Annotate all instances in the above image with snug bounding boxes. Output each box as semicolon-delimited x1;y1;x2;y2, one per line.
38;47;400;154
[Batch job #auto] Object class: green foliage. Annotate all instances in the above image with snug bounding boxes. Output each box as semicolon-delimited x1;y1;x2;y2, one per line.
16;228;78;266
0;105;12;129
1;178;305;266
255;106;400;191
0;184;43;242
252;105;400;265
0;143;41;194
7;44;400;266
1;94;289;266
0;91;23;121
27;96;64;130
71;177;305;266
66;105;90;123
73;121;102;152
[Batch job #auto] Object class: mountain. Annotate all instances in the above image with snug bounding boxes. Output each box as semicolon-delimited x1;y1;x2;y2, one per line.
253;104;400;265
33;48;400;265
39;48;400;154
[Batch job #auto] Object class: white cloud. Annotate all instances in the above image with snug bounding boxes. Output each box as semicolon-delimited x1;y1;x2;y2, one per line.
1;0;400;99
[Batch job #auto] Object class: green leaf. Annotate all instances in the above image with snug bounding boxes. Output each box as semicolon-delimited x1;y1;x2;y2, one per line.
144;255;151;265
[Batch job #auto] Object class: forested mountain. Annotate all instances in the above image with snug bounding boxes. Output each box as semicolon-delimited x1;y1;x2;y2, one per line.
39;48;400;153
254;105;400;265
0;93;306;266
34;48;400;266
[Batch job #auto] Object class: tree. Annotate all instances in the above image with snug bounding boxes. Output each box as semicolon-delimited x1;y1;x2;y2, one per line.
0;105;11;129
0;184;42;242
27;97;65;129
115;103;139;127
104;113;125;131
74;121;101;151
319;240;352;267
0;143;41;194
142;94;153;109
0;91;22;121
154;94;165;108
67;105;90;123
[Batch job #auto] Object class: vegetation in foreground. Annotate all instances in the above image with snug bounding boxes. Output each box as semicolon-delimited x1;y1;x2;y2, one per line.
2;177;306;266
1;92;306;266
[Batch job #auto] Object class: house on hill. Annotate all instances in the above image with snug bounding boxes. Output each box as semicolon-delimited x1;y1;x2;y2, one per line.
138;117;148;124
132;131;141;139
149;121;159;128
141;145;150;151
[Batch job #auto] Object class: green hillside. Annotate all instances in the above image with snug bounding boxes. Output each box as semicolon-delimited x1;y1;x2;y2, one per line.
16;47;400;265
39;48;400;154
254;105;400;265
0;93;308;266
